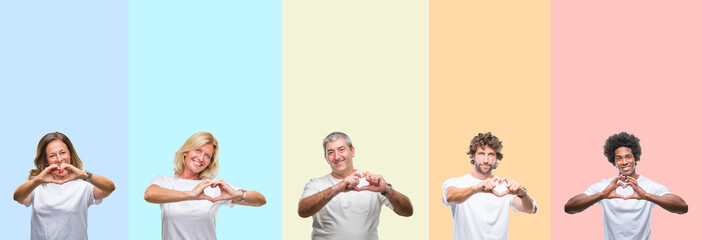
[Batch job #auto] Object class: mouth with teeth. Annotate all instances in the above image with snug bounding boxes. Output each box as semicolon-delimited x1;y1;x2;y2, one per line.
192;159;205;167
619;164;633;175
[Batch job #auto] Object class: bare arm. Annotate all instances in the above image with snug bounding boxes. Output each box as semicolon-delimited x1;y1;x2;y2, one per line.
298;172;361;218
565;193;605;214
234;190;267;207
384;188;413;217
647;193;688;214
445;186;481;204
564;176;627;214
13;165;62;205
298;181;345;218
445;176;499;204
144;180;214;204
210;179;267;207
14;178;41;205
624;176;688;214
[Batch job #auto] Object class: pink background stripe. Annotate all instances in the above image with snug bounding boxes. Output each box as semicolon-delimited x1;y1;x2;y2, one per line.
551;1;701;239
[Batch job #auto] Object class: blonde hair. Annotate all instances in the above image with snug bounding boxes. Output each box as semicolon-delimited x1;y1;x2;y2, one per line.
173;132;220;180
29;132;83;180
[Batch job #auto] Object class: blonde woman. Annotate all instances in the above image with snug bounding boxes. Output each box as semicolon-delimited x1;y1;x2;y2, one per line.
144;131;266;240
13;132;116;240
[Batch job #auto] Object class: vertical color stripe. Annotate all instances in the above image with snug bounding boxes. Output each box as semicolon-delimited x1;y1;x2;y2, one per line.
282;0;429;239
128;1;281;239
551;1;701;239
429;0;551;239
0;1;128;239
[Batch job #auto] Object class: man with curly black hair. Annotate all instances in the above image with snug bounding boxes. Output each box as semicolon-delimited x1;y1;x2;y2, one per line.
564;132;688;240
442;132;537;240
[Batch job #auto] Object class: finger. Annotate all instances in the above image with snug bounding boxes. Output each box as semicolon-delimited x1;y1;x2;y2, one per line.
356;185;371;191
610;193;626;199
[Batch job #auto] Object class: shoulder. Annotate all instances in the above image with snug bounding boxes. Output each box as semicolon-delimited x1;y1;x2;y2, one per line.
638;175;668;189
443;174;474;187
586;176;615;190
151;175;177;186
306;174;330;186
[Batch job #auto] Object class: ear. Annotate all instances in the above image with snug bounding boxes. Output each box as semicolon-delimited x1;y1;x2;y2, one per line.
350;147;355;158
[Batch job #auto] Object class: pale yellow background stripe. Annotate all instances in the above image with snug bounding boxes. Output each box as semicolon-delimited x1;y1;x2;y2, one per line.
429;0;550;239
282;1;428;239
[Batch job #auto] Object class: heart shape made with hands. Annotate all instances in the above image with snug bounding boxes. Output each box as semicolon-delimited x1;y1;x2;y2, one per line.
615;180;634;198
492;180;510;197
203;185;222;198
357;177;369;188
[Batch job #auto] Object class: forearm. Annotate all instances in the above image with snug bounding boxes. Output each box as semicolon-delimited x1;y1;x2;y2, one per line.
445;186;479;204
386;189;413;217
236;190;266;207
298;185;341;218
13;179;41;204
88;173;116;198
144;185;193;203
517;194;537;213
646;193;688;214
564;193;602;214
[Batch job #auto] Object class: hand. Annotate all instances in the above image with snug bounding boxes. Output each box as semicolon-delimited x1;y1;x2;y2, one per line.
335;171;362;192
34;164;62;184
504;178;526;197
189;179;215;202
623;176;648;200
210;179;244;202
58;163;89;183
354;171;388;193
602;175;628;199
474;176;500;195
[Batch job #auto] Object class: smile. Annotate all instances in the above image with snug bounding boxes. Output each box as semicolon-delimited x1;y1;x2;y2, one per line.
192;159;204;167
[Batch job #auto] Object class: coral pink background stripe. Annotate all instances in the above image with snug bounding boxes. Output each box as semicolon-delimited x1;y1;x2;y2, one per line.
551;1;701;239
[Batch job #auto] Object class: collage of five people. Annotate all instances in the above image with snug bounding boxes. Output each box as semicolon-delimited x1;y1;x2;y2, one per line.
2;1;700;239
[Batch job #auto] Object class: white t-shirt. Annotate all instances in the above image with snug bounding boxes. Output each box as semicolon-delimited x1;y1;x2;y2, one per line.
151;175;237;240
584;175;670;240
442;174;519;240
27;180;102;240
300;171;393;240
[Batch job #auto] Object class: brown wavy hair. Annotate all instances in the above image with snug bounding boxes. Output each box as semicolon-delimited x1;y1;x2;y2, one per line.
467;132;504;168
28;132;83;179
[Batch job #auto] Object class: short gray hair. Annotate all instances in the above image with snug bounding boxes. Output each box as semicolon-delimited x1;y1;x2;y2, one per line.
322;132;353;154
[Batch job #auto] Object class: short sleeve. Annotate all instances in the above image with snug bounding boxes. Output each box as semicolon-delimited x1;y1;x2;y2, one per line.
651;181;671;197
442;178;457;206
24;191;34;207
378;193;394;210
300;179;319;200
150;175;168;188
86;182;103;206
584;180;604;196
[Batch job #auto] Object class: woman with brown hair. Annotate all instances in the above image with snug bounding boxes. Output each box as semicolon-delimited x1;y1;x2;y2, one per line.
13;132;116;240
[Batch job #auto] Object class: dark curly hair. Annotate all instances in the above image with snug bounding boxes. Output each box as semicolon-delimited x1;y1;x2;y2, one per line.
603;132;641;166
467;132;504;168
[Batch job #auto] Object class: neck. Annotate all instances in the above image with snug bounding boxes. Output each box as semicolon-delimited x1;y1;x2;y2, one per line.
627;171;639;180
470;169;493;180
331;169;356;179
179;169;200;180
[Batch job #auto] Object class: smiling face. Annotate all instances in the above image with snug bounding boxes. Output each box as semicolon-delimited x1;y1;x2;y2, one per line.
45;139;70;178
325;138;355;178
182;143;214;179
473;146;497;175
614;146;637;176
